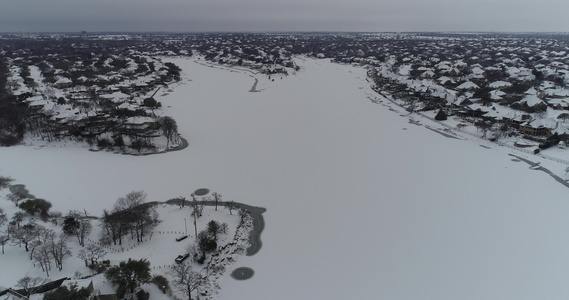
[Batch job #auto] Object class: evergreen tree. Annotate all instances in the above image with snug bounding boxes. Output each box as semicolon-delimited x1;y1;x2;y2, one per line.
43;284;90;300
435;109;447;121
105;258;151;294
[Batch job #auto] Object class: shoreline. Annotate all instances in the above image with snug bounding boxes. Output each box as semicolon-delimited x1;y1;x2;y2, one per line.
367;85;569;184
165;198;266;256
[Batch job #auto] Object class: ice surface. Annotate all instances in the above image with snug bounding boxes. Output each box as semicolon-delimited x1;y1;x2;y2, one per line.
1;57;569;299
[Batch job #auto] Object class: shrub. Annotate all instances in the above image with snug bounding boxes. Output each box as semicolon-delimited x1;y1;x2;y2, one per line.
130;139;154;152
97;138;112;149
136;289;150;300
152;275;169;294
197;255;206;264
88;262;108;273
19;199;52;219
43;284;90;300
197;230;217;255
113;135;125;148
143;97;161;108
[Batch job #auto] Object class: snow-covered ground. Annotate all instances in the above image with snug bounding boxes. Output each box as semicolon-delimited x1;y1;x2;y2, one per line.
2;57;569;299
0;198;245;299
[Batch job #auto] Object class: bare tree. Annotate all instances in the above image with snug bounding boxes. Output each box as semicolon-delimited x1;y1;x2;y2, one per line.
0;208;7;227
100;208;127;246
226;200;236;215
101;191;158;244
10;223;42;252
11;211;25;228
6;192;25;207
50;233;72;271
169;262;205;300
63;210;92;246
78;244;107;265
33;244;53;276
191;199;204;218
16;276;47;297
186;244;200;262
0;234;9;254
211;192;222;211
157;116;178;148
115;190;147;211
190;194;199;238
178;196;186;208
28;239;42;261
220;222;229;235
76;218;92;247
30;226;54;260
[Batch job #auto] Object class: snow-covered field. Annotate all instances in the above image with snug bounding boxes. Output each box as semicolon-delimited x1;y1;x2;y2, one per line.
2;57;569;299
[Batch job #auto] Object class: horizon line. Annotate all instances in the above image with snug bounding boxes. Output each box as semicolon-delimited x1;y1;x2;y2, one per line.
1;30;569;35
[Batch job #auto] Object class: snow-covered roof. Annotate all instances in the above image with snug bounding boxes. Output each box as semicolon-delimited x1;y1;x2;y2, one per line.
519;94;545;107
525;117;558;129
544;88;569;98
126;116;155;124
436;76;454;84
524;87;538;95
547;98;569;108
488;81;512;89
490;90;506;100
54;76;72;84
420;70;435;78
117;102;139;110
456;81;479;90
471;66;485;75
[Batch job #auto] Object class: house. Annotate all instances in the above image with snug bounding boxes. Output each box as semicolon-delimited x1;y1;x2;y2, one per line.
450;96;472;108
517;69;534;81
420;70;435;78
125;116;159;132
518;118;557;137
54;76;73;89
488;81;512;89
88;279;119;300
519;122;551;137
436;76;454;85
0;288;27;299
0;277;67;299
502;113;530;130
456;81;479;91
547;98;569;110
543;88;569;99
489;90;506;101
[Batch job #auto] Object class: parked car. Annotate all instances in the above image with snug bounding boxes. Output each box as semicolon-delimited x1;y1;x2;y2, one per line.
175;253;190;263
175;235;188;242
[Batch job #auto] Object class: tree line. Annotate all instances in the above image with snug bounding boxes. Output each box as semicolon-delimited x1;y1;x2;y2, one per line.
100;190;159;246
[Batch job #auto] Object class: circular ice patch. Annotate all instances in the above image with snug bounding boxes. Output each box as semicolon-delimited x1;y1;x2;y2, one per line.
193;188;210;196
231;267;254;280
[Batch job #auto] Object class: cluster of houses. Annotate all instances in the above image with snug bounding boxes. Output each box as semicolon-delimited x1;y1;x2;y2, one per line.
1;35;182;152
3;32;569;148
359;33;569;142
175;32;569;143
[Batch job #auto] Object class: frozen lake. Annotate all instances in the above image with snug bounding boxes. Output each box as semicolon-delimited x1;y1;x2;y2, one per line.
1;57;569;299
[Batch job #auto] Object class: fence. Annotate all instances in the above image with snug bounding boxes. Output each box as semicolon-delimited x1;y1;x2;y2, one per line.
85;230;192;254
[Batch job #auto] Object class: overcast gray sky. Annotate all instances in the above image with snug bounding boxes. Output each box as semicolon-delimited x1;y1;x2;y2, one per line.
1;0;568;33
